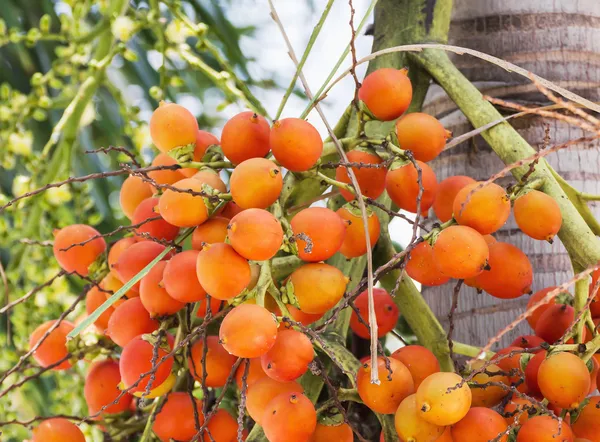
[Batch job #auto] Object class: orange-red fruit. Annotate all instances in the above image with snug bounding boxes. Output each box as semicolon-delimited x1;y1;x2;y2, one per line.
289;263;348;314
527;287;560;329
53;224;106;276
451;408;508;442
571;396;600;441
524;350;547;395
535;304;576;344
309;423;353;442
395;113;448;162
119;334;173;393
191;169;227;193
236;358;268;389
195;297;225;319
86;285;115;332
132;197;180;241
246;377;304;424
468;360;509;408
538;352;590;409
262;392;317;442
107;297;159;347
261;329;314;382
511;334;545;351
152;392;203;442
406;241;450;287
192;216;229;249
120;175;153;219
357;357;415;414
358;68;412;121
85;359;133;415
205;409;245;442
287;305;323;326
140;261;185;316
516;415;574;442
394;394;445;442
503;397;538;426
386;160;438;214
514;190;562;241
230;158;282;209
114;241;169;292
179;130;220;178
350;288;399;339
335;149;387;201
196;243;251;300
189;336;238;387
270;118;322;172
471;242;533;299
150;102;198;153
291;207;346;262
337;206;381;258
391;345;441;389
228;209;284;261
158;178;209;227
221;111;270;164
453;182;511;235
416;372;472;426
219;304;278;358
108;237;136;275
29;320;74;370
221;201;244;219
163;250;206;303
32;418;85;442
433;175;476;222
492;346;526;390
432;225;489;279
148;153;186;185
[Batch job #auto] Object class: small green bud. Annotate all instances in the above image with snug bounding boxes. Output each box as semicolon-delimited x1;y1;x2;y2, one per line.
39;14;52;33
149;86;164;101
32;109;47;121
38;96;52;108
59;14;71;32
27;28;41;42
0;19;6;35
0;83;11;100
49;78;63;90
169;76;185;87
123;48;138;62
31;72;44;87
9;28;21;44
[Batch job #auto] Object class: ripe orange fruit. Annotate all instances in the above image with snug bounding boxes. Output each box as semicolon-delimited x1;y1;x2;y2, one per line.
524;350;546;395
289;263;348;314
152;392;203;442
270;118;322;171
261;328;314;382
163;250;207;303
150;102;198;153
433;175;476;222
514;190;562;241
196;243;251;300
503;397;538;426
526;287;561;329
85;285;115;332
246;377;303;424
84;359;133;415
132;197;180;241
157;178;209;227
395;113;449;162
491;346;526;392
337;205;381;258
395;394;445;442
571;396;600;441
535;304;577;344
416;372;472;426
188;336;238;387
228;208;284;261
406;241;451;287
453;182;510;234
335;149;387;201
119;334;173;393
309;423;353;442
357;357;415;414
113;241;169;293
516;415;574;442
471;242;533;299
386;160;438;214
451;407;508;442
291;207;346;262
358;68;412;121
29;320;74;370
221;111;270;164
230;158;282;209
432;225;489;279
139;261;185;316
190;169;227;193
107;297;159;347
467;360;509;408
107;237;136;276
32;418;85;442
349;288;399;339
219;304;278;358
262;392;317;442
191;216;229;249
120;175;154;219
391;345;441;389
178;129;220;178
235;358;268;389
538;352;590;409
511;334;545;351
53;224;106;276
205;409;244;441
148;153;186;185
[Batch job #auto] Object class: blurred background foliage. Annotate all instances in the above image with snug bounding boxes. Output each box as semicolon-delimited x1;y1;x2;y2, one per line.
0;1;275;439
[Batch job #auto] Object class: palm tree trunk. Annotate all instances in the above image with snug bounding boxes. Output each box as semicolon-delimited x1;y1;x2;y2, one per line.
422;0;600;348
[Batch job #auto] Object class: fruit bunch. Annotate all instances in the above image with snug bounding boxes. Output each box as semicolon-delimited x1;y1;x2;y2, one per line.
20;67;600;442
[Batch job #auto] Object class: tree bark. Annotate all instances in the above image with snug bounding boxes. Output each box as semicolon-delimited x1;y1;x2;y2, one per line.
422;0;600;347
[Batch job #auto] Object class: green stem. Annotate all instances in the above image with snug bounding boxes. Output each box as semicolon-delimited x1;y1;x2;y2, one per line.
579;193;600;201
573;278;589;344
452;342;494;360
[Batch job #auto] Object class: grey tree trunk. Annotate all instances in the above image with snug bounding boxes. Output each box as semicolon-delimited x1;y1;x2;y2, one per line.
421;0;600;347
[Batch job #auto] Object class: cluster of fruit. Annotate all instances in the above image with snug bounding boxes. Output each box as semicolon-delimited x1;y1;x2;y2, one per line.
25;67;598;442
